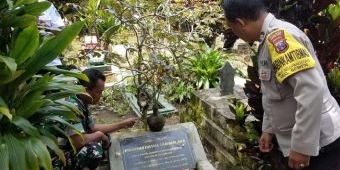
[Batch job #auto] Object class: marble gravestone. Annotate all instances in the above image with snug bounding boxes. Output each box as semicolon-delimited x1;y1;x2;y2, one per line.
109;122;216;170
218;61;235;96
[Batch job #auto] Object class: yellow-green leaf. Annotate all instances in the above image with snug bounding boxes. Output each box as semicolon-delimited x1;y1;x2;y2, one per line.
0;107;12;120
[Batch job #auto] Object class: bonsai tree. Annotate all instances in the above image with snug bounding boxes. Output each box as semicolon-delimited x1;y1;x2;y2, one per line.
0;0;86;169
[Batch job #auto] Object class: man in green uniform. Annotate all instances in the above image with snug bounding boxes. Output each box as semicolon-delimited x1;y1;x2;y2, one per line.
221;0;340;169
55;68;138;169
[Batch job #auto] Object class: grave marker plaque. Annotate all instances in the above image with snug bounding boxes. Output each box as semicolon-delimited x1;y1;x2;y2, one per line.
119;130;195;170
109;123;216;170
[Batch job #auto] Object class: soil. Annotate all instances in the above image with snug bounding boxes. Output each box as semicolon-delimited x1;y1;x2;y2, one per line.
91;106;181;130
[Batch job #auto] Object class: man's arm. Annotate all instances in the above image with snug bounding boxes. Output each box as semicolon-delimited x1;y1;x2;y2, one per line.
91;117;139;134
70;131;108;151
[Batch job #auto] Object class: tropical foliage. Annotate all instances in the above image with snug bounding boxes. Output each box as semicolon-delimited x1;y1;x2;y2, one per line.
183;43;224;89
0;1;85;169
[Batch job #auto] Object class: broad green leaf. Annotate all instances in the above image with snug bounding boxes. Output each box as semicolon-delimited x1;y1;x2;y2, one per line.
0;55;17;74
40;136;66;164
327;3;340;21
38;128;57;141
55;100;83;116
10;1;50;16
22;138;39;170
12;116;40;137
29;137;52;170
45;115;83;138
15;21;85;84
203;79;210;89
23;1;51;15
10;25;39;65
51;75;78;83
44;122;78;152
46;91;79;101
0;70;25;85
48;82;86;94
39;106;78;121
197;79;203;89
14;90;45;115
44;67;89;82
13;0;36;8
101;25;121;40
0;140;10;170
6;0;13;10
0;14;37;28
4;134;27;170
17;99;49;118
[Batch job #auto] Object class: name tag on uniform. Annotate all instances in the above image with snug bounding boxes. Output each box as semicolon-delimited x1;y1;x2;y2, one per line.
259;68;271;81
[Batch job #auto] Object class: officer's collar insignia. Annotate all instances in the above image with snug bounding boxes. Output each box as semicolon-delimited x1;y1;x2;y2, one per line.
268;30;289;53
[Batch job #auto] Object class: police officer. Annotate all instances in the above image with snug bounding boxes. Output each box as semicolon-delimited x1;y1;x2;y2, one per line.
221;0;340;169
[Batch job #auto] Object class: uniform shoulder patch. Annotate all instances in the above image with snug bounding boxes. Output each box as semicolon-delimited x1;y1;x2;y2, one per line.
267;30;289;53
265;29;316;83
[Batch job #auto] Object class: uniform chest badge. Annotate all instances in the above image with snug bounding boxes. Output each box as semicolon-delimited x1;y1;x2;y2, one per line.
268;30;289;53
259;68;271;81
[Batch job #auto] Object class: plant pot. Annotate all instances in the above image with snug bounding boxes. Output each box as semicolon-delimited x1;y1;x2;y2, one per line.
147;113;165;132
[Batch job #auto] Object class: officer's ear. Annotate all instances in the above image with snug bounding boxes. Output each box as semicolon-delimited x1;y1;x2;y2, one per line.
235;18;246;28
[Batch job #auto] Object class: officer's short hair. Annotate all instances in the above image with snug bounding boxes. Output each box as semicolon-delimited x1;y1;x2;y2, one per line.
79;68;106;90
221;0;266;22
